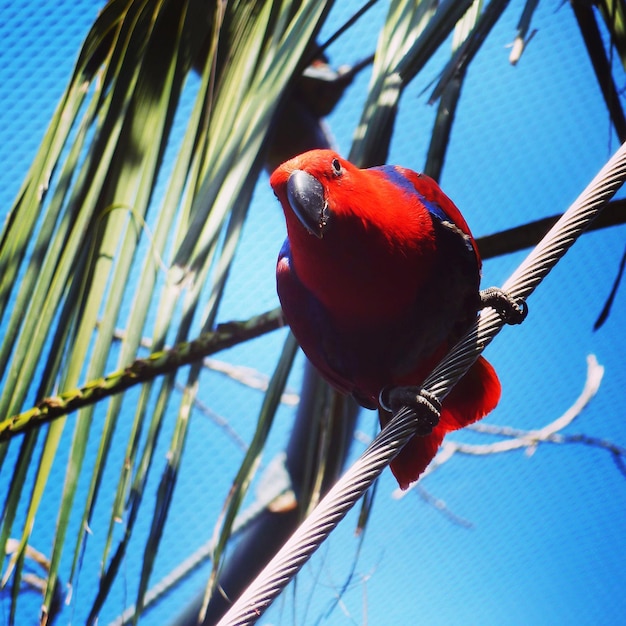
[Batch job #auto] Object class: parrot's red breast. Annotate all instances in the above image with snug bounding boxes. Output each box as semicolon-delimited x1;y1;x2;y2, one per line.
271;149;500;489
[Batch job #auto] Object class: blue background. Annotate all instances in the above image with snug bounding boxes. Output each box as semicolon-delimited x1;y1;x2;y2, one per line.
1;1;625;625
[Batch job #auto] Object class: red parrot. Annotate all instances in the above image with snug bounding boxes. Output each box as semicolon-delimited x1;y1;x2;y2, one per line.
270;149;501;489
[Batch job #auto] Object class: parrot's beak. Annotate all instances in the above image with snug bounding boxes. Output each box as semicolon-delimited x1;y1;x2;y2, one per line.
286;170;329;239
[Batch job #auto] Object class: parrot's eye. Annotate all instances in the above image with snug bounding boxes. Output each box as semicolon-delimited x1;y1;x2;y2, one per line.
331;158;343;177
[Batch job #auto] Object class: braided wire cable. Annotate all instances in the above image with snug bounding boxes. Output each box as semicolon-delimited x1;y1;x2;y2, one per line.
217;142;626;626
423;140;626;398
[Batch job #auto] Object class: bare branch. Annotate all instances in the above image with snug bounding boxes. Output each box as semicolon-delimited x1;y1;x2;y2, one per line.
394;355;608;500
0;307;285;441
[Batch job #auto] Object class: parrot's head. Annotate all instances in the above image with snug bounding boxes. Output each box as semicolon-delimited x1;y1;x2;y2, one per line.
270;149;360;240
271;149;447;322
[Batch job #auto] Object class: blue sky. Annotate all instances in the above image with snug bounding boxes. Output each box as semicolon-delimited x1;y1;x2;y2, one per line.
1;1;625;625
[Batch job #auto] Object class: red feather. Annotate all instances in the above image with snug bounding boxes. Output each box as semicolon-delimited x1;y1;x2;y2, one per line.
271;149;500;488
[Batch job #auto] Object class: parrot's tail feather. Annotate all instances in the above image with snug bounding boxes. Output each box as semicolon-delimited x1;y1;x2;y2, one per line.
389;429;445;490
439;355;501;431
387;356;501;490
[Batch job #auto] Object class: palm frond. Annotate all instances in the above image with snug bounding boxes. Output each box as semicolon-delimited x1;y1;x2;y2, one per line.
0;0;333;622
3;0;626;623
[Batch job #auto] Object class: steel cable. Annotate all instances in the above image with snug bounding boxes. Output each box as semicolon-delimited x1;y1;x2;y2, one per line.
217;142;626;626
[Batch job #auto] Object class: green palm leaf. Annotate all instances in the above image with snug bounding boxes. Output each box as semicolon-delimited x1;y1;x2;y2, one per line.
2;1;625;624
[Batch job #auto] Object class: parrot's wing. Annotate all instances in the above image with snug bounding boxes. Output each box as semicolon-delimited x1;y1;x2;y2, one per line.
371;165;481;264
277;239;379;409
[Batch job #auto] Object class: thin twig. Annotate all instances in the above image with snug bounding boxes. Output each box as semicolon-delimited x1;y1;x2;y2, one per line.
394;355;608;497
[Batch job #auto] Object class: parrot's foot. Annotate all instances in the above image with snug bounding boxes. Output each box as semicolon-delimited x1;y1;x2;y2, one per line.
480;287;528;325
379;386;441;436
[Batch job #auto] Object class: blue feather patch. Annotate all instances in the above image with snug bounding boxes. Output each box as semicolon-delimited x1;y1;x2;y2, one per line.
371;165;449;224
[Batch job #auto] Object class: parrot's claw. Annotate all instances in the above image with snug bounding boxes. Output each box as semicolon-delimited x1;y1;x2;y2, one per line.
379;386;441;436
479;287;528;325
